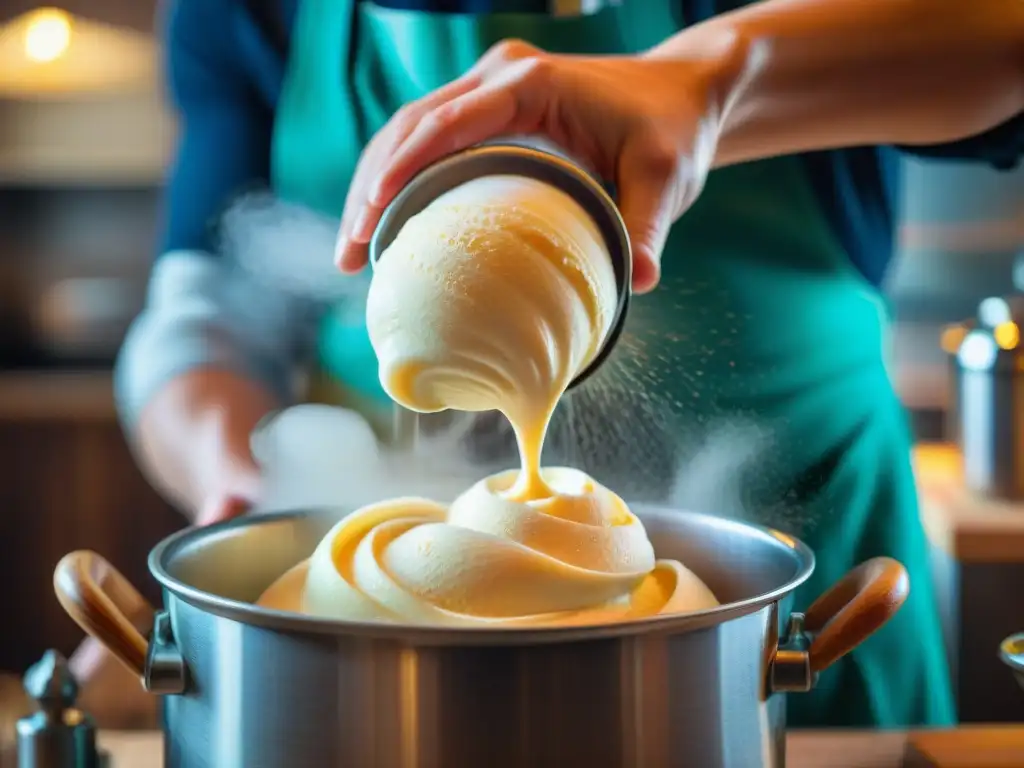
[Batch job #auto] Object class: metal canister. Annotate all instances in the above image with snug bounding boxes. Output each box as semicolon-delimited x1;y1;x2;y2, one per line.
953;295;1024;500
15;651;105;768
368;136;632;392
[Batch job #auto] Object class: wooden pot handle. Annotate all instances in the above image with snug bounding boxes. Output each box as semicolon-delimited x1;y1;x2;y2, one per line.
53;550;156;680
802;557;909;674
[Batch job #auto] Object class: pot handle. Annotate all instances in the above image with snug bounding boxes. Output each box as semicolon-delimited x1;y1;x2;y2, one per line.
803;556;909;673
53;550;156;680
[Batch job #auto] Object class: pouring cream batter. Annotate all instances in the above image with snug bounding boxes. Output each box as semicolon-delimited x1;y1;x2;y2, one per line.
367;175;619;499
258;175;719;624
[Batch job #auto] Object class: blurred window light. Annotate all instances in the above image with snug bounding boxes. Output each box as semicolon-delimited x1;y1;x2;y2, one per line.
23;8;72;64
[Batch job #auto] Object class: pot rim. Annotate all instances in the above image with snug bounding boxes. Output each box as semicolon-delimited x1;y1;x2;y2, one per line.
149;507;816;645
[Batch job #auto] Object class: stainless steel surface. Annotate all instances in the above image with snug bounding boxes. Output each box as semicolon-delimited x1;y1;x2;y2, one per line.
150;508;804;767
953;296;1024;499
769;615;815;694
143;614;187;697
152;509;806;767
16;651;99;768
367;139;632;392
55;508;908;768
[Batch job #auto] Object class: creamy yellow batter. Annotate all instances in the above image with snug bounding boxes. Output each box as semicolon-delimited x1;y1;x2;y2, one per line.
258;175;719;625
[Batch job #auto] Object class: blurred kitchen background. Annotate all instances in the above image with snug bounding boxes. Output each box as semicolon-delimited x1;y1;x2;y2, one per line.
0;0;180;693
0;0;1022;728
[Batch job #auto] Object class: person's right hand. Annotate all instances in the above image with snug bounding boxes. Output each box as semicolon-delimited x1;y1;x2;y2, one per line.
335;35;763;293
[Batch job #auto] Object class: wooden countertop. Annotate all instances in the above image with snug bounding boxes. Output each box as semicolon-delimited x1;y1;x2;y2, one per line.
95;727;1024;767
914;443;1024;563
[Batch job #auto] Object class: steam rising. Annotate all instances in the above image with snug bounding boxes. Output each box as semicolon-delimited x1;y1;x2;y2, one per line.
219;192;370;307
219;193;799;534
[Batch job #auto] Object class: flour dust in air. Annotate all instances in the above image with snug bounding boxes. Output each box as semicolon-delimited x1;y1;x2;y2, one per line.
217;192;797;533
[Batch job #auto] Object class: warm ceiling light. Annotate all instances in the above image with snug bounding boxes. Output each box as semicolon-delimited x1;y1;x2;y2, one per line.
0;8;158;96
23;7;72;64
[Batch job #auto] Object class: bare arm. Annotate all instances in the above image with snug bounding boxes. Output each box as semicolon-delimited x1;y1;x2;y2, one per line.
648;0;1024;167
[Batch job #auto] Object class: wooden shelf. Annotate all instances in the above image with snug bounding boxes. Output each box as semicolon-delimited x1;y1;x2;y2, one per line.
0;153;164;186
0;370;115;421
0;86;173;187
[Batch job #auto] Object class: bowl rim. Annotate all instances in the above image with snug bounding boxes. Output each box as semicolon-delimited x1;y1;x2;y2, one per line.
367;141;632;393
149;506;816;645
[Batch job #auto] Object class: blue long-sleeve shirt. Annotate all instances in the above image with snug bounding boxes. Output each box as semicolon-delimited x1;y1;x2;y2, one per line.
115;0;1024;425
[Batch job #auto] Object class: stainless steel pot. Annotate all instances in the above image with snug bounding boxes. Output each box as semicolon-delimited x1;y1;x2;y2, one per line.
54;507;907;768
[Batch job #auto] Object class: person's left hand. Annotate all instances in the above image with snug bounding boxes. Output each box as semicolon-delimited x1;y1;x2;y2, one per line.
194;492;255;527
335;37;758;293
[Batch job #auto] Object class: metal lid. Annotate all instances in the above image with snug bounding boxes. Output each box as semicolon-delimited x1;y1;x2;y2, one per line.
16;651;100;768
367;140;632;391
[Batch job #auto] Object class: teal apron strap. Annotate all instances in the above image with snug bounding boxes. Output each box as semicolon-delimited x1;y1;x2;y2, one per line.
272;0;361;215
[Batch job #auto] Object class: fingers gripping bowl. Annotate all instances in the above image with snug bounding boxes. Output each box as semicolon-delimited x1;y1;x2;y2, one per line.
259;468;719;626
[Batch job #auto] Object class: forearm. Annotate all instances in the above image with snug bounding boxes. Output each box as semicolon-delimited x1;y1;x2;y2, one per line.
650;0;1024;166
115;250;306;518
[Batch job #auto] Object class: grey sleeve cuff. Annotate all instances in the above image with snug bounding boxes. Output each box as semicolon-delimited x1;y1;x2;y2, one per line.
114;250;311;429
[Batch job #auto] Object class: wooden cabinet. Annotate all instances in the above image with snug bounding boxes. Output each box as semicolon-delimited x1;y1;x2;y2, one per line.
0;372;182;674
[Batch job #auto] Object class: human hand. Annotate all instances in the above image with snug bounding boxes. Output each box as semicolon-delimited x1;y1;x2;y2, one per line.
186;448;261;526
135;369;270;527
194;485;259;526
335;36;759;293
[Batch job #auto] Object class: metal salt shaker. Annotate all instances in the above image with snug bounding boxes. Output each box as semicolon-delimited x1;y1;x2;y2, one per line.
16;651;106;768
368;136;633;448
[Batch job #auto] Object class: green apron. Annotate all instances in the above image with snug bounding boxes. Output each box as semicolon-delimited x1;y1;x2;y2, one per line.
271;0;955;728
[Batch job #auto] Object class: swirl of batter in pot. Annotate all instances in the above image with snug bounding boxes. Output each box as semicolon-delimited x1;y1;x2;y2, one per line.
260;467;718;626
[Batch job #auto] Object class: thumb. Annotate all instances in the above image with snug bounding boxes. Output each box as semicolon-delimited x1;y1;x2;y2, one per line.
616;143;676;294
